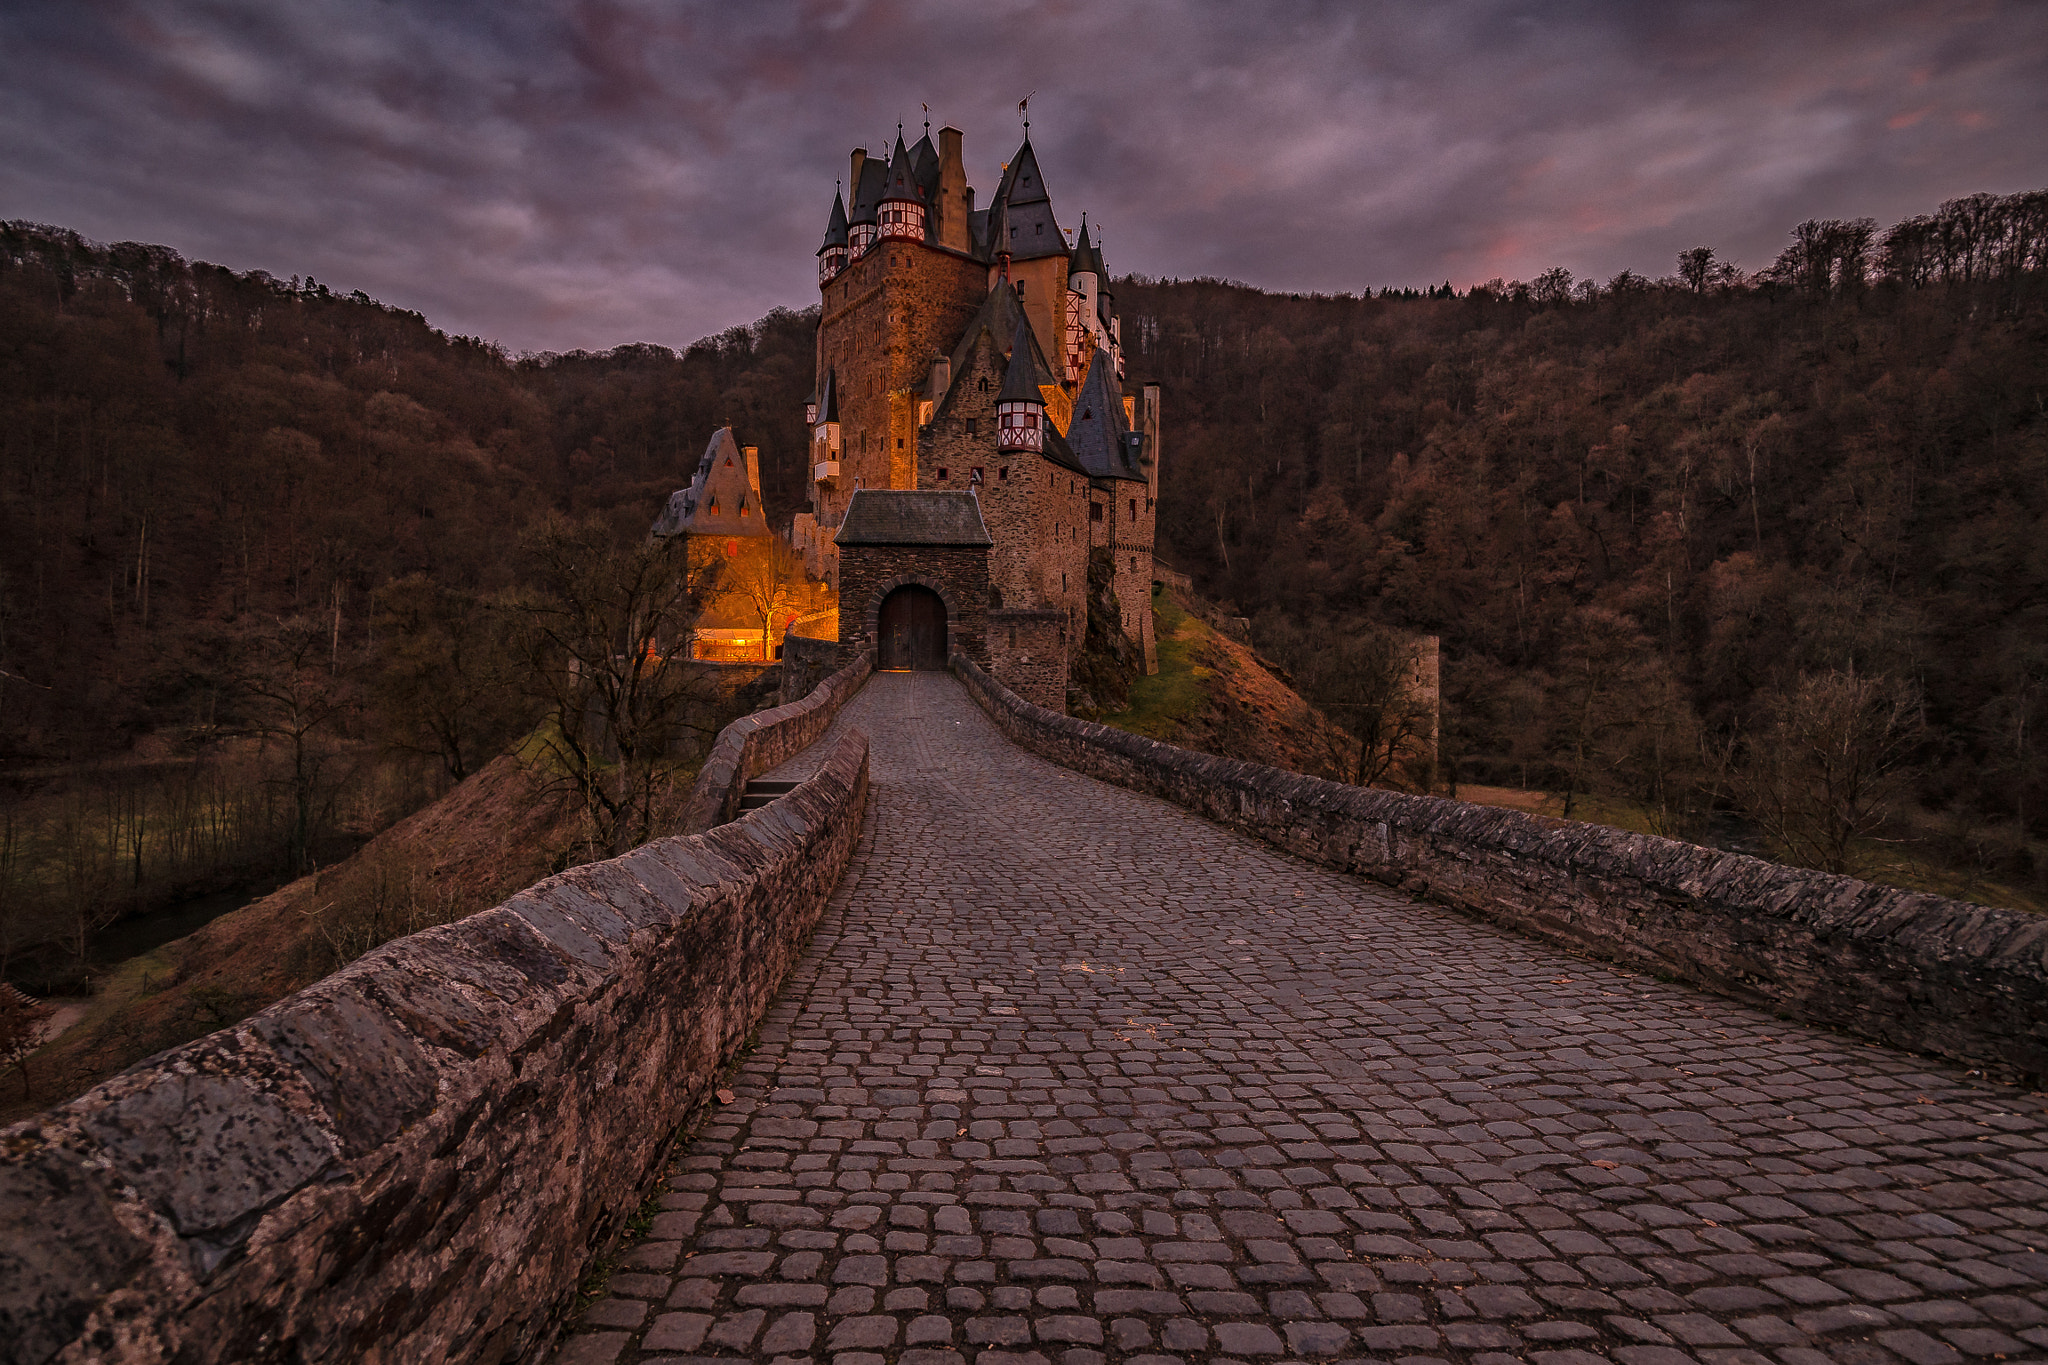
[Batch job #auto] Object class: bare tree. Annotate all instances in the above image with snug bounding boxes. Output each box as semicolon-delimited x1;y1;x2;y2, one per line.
371;574;532;782
1677;247;1718;293
1300;624;1437;791
505;515;721;860
1720;670;1925;875
0;986;55;1100
724;535;812;662
233;616;361;875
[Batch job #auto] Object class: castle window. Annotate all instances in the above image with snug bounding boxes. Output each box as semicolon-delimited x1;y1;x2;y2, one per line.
965;417;978;435
725;539;739;557
724;457;733;467
999;467;1008;481
972;466;984;482
1130;498;1137;519
709;499;719;514
938;467;948;480
897;438;904;449
977;378;989;394
1081;408;1091;419
1090;503;1103;522
1036;223;1043;235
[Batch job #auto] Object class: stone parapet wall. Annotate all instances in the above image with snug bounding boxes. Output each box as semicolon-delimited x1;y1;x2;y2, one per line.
987;608;1068;713
951;653;2048;1083
0;729;872;1365
683;649;873;833
777;631;842;707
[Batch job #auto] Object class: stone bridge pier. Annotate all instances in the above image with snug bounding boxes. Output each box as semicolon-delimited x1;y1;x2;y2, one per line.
555;674;2048;1365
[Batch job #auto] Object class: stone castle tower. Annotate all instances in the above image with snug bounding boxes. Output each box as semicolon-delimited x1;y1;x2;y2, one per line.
792;123;1162;689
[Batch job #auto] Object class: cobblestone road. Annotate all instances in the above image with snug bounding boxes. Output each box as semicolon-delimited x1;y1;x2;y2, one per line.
556;673;2048;1365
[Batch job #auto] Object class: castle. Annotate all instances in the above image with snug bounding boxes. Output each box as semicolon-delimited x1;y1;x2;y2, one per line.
789;123;1163;705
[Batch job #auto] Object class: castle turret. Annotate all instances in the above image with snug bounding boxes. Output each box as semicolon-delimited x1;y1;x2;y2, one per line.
878;132;928;243
818;188;850;286
847;149;885;257
996;313;1045;453
1065;215;1102;381
813;369;841;486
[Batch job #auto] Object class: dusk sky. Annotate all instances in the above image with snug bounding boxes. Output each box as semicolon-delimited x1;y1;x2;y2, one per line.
4;1;2044;355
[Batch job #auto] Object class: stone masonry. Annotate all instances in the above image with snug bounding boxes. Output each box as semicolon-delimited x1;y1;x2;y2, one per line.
552;673;2048;1365
838;544;991;669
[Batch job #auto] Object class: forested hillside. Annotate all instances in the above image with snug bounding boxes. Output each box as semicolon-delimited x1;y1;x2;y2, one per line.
1126;191;2048;891
0;222;816;759
3;185;2045;952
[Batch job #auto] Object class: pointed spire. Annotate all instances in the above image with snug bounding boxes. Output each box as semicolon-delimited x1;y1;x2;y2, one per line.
1068;214;1102;277
880;131;921;204
819;187;849;253
997;312;1043;406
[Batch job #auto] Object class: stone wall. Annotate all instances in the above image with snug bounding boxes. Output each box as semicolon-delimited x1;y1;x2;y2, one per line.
682;649;873;833
987;608;1068;713
0;730;872;1365
918;329;1088;630
777;630;841;707
952;654;2048;1083
838;544;990;669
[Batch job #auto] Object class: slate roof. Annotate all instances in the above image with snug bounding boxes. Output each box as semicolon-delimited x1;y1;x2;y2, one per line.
1063;349;1146;484
880;134;922;204
650;427;772;538
835;490;993;547
997;313;1044;404
1069;216;1103;277
818;190;849;253
938;283;1057;412
848;156;887;226
989;138;1065;262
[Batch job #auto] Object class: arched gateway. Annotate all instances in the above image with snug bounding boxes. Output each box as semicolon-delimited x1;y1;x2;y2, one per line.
877;584;947;670
833;489;993;672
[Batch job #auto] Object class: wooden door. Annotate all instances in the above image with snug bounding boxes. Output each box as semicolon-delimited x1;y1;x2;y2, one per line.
878;585;946;669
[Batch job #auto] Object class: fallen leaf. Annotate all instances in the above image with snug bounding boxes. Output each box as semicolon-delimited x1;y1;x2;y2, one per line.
1590;1159;1619;1169
715;1089;735;1104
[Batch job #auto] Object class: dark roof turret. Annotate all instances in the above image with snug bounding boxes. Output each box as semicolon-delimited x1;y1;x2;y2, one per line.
879;132;923;205
1068;215;1103;277
819;189;849;253
996;311;1044;406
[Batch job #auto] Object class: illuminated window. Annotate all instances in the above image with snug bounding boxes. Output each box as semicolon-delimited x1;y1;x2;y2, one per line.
725;539;739;557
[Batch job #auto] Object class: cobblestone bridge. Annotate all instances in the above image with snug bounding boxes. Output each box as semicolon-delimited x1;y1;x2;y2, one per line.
555;673;2048;1365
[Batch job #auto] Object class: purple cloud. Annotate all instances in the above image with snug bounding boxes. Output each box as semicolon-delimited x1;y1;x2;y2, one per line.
3;0;2042;352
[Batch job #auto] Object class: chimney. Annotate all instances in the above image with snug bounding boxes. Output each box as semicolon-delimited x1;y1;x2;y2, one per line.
743;445;761;496
1142;382;1162;501
937;127;969;253
927;355;951;401
849;146;867;202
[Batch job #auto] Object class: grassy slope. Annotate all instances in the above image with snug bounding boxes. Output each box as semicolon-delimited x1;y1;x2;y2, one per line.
1095;588;1360;784
3;753;583;1124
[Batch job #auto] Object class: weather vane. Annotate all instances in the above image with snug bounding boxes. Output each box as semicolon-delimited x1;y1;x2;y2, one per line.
1019;91;1035;133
